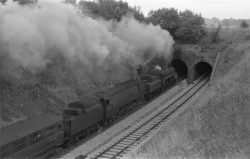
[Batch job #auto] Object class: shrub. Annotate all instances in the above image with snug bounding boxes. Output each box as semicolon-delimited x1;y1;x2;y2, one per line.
240;20;249;28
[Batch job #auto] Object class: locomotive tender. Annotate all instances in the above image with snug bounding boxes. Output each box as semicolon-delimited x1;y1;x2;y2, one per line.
0;66;177;159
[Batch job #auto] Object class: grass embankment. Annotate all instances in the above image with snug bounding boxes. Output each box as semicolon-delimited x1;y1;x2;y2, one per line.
128;29;250;158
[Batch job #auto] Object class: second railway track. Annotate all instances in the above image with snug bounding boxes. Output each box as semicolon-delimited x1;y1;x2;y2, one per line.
78;71;210;159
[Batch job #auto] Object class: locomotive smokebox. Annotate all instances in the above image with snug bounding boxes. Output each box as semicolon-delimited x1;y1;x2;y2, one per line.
137;65;144;76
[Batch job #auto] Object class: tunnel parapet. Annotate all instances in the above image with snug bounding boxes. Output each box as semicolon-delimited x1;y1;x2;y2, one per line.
172;45;214;83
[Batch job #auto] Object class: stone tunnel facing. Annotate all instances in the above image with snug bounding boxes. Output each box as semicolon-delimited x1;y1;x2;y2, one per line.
194;62;212;80
171;59;188;78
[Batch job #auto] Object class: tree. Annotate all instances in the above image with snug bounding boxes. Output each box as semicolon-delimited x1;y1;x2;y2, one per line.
175;10;207;44
211;17;220;24
147;8;180;38
128;5;146;22
240;20;249;28
78;0;145;22
78;0;127;21
147;8;207;44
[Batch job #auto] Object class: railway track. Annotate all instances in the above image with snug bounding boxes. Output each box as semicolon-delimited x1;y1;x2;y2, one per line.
78;71;210;159
44;74;187;159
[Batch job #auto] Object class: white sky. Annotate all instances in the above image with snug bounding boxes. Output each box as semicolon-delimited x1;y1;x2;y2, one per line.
76;0;250;20
123;0;250;20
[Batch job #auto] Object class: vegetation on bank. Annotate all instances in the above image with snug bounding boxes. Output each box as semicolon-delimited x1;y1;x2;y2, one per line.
78;0;207;44
127;29;250;159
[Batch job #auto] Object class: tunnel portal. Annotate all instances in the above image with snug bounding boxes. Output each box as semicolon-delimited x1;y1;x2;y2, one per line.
193;62;213;80
171;59;188;77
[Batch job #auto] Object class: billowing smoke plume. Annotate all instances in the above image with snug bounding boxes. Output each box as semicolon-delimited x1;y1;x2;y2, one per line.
0;0;174;78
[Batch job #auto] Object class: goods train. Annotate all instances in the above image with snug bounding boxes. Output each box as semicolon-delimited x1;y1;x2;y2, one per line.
0;66;177;159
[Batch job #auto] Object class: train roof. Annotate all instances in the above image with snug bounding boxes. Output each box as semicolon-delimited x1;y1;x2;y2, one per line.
95;80;142;97
69;96;101;110
0;114;62;146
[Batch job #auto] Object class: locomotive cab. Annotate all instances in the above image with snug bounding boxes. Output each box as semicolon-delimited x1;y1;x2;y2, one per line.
95;92;113;118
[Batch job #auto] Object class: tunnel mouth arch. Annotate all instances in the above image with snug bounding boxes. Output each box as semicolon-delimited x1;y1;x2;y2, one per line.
171;59;188;77
194;62;213;79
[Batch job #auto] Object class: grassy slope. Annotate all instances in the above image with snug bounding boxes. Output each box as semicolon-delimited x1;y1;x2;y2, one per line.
128;29;250;159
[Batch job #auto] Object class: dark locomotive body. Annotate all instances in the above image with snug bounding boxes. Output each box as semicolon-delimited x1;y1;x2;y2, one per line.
95;80;146;119
142;66;177;100
63;96;104;139
0;66;177;159
62;79;146;141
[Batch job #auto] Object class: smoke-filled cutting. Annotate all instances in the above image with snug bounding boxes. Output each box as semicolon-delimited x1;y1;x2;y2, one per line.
0;0;174;79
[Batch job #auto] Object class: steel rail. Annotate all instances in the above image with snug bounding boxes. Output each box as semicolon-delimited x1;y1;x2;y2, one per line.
32;74;187;159
82;71;210;159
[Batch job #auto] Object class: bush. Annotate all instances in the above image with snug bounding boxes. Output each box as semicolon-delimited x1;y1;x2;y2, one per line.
240;20;249;28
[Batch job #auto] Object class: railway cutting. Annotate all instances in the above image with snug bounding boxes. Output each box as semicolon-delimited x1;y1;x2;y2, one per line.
76;71;210;159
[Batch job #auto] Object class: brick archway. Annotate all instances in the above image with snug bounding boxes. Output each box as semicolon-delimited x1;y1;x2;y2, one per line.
192;61;213;80
171;58;214;83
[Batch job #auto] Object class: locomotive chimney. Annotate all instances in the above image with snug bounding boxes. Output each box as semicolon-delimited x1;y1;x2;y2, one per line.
137;65;144;76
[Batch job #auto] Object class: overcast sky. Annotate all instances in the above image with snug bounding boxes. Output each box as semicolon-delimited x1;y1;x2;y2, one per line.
118;0;250;20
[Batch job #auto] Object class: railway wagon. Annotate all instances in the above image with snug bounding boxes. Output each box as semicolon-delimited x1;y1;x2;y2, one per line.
63;96;104;139
95;80;146;119
0;114;64;159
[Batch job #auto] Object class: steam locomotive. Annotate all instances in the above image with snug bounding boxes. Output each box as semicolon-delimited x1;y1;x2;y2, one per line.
0;66;177;159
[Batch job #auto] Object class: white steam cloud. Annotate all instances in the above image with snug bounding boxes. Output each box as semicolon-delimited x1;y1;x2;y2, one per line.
0;0;174;76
